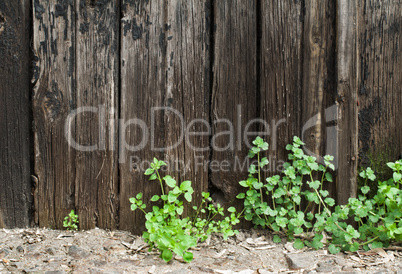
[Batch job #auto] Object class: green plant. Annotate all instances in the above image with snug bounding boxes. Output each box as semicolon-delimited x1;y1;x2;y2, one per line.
63;210;79;231
347;161;402;250
237;136;402;254
130;158;240;263
237;136;336;246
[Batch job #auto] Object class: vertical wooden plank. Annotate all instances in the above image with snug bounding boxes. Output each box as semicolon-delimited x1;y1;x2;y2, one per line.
33;0;76;228
210;1;258;203
120;0;166;232
75;0;119;229
357;0;402;180
336;0;359;204
120;0;210;232
164;0;210;214
0;0;31;227
260;0;303;175
302;0;337;196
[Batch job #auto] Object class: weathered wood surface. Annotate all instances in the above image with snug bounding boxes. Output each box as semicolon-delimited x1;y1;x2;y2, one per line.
0;0;31;228
33;0;119;229
336;0;359;204
357;0;402;180
33;0;77;228
301;0;337;198
75;0;119;229
0;0;396;231
120;0;210;233
119;0;166;233
164;0;210;215
210;0;258;203
260;0;303;178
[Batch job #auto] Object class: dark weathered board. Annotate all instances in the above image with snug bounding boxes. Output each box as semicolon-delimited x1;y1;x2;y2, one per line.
74;0;119;229
0;0;31;228
336;0;359;204
301;0;337;198
120;0;167;232
33;0;77;228
120;0;210;232
210;0;258;203
33;0;119;229
260;0;303;175
163;0;210;215
357;0;402;180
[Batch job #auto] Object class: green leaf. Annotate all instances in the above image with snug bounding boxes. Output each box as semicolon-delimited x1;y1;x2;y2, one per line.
144;168;154;175
349;242;359;252
387;162;396;170
149;173;157;180
176;207;184;215
273;188;286;198
158;160;167;166
252;181;264;190
183;251;193;263
325;172;333;182
136;193;143;199
180;181;192;191
361;186;370;194
260;142;269;151
161;249;173;262
227;207;236;213
319;190;329;198
248;164;257;174
164;176;177;188
328;244;341;254
393;172;402;182
251;147;260;154
168;192;177;203
236;193;246;199
253;136;264;146
371;241;383;249
239;180;249;188
293;238;305;249
260;157;269;167
130;204;138;211
150;195;160;202
273;235;281;243
184;192;192;202
324;198;335;207
308;180;320;190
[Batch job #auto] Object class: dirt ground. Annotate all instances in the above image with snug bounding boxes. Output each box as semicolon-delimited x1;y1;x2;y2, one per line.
0;228;401;273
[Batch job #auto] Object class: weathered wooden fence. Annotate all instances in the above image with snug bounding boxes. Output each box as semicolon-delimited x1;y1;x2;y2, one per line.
0;0;401;233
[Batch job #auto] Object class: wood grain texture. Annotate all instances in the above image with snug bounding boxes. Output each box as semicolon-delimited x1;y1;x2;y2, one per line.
0;0;31;228
260;0;303;175
164;0;210;214
120;0;210;232
75;0;119;229
33;0;76;228
336;0;359;204
302;0;337;198
120;0;166;232
211;0;258;203
357;0;402;180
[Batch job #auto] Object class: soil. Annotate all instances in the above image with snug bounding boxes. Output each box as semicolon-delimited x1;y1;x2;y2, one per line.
0;228;401;273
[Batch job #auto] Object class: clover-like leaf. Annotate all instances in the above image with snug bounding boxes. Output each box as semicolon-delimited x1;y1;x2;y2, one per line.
164;176;177;188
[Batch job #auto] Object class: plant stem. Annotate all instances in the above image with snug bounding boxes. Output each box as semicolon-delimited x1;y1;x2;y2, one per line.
359;236;379;246
258;152;263;204
156;169;165;197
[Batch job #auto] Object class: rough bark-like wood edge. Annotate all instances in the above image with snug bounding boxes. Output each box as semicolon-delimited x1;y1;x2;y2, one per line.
336;0;359;204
